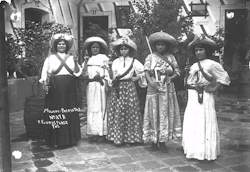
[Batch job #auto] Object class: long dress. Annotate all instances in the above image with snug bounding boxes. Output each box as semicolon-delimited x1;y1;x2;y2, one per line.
40;53;81;147
85;54;110;136
143;52;182;143
182;59;230;160
106;56;147;145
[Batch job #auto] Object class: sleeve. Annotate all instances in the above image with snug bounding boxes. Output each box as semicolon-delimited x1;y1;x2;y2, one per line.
134;59;147;88
144;54;152;71
170;54;180;76
39;56;50;84
210;62;231;86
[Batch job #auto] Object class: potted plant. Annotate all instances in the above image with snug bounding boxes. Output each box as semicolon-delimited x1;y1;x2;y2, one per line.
9;21;71;139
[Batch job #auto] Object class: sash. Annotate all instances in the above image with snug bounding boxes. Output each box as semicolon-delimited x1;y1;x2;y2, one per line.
53;53;74;75
48;53;75;89
112;58;135;98
154;52;175;71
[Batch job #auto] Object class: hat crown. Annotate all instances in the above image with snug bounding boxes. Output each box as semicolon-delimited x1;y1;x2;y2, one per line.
112;36;137;51
188;34;217;50
82;36;108;52
51;33;73;51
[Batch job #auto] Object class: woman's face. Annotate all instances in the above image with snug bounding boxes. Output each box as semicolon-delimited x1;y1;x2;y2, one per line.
155;41;167;54
120;45;129;57
91;43;100;55
195;47;206;60
57;41;67;53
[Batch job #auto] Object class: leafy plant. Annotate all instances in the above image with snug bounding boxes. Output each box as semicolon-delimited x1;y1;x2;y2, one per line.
8;21;71;97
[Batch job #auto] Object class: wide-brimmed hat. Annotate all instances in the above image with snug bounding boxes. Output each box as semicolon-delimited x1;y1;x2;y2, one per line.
149;31;177;47
51;33;73;51
82;36;108;51
112;37;137;52
188;34;217;50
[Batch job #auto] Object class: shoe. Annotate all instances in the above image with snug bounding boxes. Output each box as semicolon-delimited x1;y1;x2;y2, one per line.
126;143;131;147
151;142;158;151
97;136;105;143
159;142;168;153
89;136;98;142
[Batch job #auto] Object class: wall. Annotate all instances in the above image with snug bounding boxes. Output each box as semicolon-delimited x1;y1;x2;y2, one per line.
8;77;45;113
183;0;250;35
4;0;78;53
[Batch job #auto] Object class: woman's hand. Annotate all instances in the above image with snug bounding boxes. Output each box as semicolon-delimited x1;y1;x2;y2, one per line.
204;85;217;93
73;55;79;62
150;81;160;90
131;76;140;82
204;82;222;93
84;56;90;62
184;65;190;72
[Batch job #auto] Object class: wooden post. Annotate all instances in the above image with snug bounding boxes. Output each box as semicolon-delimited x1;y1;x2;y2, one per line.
77;0;84;64
0;2;12;172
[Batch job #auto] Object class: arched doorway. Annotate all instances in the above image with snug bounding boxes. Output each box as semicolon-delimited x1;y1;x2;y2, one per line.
224;9;248;72
24;8;50;29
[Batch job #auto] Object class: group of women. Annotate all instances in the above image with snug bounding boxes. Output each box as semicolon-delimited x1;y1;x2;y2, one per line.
39;31;230;161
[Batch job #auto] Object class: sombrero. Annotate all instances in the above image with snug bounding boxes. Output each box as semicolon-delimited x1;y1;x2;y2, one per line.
149;31;177;47
112;37;137;52
82;36;108;51
188;34;217;50
51;33;74;51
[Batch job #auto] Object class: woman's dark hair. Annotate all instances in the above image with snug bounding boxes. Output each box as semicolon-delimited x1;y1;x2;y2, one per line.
87;42;106;56
53;39;70;53
192;44;214;57
115;44;135;57
151;41;170;52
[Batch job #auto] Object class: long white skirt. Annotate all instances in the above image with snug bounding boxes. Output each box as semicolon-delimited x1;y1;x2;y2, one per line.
182;89;220;160
86;81;107;136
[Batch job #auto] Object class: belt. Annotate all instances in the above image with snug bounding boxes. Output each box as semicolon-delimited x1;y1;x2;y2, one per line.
87;76;104;85
187;85;204;104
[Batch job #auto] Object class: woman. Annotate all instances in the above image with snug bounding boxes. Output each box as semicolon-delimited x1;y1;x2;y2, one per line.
182;34;230;160
106;37;147;146
39;33;81;148
143;31;182;152
82;36;111;143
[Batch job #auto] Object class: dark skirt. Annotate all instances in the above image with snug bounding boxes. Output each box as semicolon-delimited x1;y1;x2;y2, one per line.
43;75;81;147
106;80;143;145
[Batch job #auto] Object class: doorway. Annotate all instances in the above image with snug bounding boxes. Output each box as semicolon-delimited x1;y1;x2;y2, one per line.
82;16;108;34
224;9;248;70
25;8;42;28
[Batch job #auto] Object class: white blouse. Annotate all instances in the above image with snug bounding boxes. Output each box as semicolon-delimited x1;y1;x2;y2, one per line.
112;56;147;88
187;59;230;87
39;53;81;84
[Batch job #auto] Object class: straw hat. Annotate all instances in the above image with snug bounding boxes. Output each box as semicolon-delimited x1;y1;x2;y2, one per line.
51;33;73;51
112;37;137;52
82;36;108;51
149;31;177;47
188;34;217;50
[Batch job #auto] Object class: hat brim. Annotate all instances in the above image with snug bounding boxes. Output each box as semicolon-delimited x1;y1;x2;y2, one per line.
82;37;108;52
188;35;217;50
51;33;73;51
149;32;177;47
112;37;137;52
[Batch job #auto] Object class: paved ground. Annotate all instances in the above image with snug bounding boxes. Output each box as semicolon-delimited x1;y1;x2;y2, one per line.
1;88;250;172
